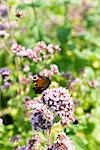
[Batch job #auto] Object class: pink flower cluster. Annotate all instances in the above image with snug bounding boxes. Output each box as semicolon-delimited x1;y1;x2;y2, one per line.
23;87;76;149
39;64;59;78
11;41;61;62
24;96;43;111
24;87;75;130
42;88;75;125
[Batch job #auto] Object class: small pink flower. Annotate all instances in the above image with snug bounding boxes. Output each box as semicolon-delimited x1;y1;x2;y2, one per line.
24;97;43;110
37;41;47;49
11;43;23;54
39;69;53;78
17;50;28;57
39;64;59;78
23;64;30;72
50;64;59;74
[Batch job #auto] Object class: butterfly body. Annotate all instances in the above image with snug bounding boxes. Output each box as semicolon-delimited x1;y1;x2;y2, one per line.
33;74;51;93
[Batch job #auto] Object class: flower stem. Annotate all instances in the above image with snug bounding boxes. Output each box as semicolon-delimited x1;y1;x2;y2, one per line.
47;129;51;146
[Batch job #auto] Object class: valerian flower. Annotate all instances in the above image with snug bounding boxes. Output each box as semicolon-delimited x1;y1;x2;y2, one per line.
31;105;54;131
39;64;59;78
41;87;75;125
11;41;61;62
11;43;25;54
24;97;42;111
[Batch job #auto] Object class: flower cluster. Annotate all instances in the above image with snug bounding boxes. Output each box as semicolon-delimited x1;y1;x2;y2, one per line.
23;87;75;148
24;96;42;111
24;87;75;131
0;67;11;89
39;64;59;78
47;132;75;150
42;87;75;125
11;41;61;62
31;105;54;131
24;96;52;125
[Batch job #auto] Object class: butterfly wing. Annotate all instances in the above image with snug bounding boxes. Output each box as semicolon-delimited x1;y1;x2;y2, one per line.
33;74;51;93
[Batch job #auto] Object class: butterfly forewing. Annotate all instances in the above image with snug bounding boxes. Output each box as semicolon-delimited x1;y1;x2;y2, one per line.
33;74;51;93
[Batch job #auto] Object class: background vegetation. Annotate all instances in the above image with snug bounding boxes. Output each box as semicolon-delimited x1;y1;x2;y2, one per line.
0;0;100;149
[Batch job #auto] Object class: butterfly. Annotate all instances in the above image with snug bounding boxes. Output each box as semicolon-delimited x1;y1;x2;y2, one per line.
32;74;51;94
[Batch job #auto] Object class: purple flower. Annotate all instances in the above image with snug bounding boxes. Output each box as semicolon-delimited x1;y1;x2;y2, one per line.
0;24;5;30
3;81;11;88
0;68;11;77
0;68;11;89
31;105;54;131
0;5;8;17
42;87;75;125
18;146;27;150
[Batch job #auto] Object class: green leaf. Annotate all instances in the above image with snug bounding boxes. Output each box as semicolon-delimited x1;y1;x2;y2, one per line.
57;26;71;43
